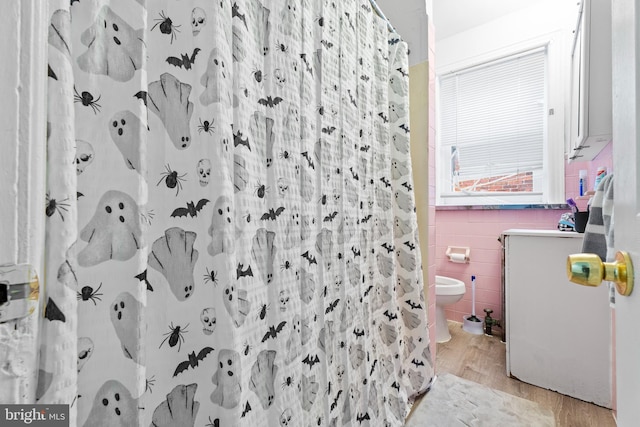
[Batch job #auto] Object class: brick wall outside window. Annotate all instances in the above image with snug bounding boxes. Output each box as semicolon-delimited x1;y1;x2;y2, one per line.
455;171;533;192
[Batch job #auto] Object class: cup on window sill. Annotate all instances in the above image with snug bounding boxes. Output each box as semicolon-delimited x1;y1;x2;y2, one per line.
574;211;589;233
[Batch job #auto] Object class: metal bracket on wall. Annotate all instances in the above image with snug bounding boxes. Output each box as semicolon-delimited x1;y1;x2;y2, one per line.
0;264;39;323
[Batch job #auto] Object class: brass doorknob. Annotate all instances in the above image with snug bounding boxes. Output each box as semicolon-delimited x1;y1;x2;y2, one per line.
567;251;634;296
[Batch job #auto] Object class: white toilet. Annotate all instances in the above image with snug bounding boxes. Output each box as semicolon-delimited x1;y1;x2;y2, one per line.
435;275;466;343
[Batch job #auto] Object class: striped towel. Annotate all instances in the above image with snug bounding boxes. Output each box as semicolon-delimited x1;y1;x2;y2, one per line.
581;174;615;261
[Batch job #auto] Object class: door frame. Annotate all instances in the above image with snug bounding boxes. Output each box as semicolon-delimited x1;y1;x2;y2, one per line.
0;0;48;403
0;1;48;279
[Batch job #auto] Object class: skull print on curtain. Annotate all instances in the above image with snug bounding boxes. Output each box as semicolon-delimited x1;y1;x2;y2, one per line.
40;0;433;425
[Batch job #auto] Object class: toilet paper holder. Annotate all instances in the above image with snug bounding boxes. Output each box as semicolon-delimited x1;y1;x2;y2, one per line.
446;246;470;263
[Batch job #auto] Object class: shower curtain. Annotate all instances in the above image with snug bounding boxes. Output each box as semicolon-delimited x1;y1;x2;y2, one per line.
42;0;433;425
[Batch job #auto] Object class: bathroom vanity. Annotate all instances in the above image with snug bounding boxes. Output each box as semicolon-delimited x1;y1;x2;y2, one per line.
502;229;611;408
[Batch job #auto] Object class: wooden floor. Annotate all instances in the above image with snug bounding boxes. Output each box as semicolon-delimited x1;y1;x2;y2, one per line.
433;321;616;427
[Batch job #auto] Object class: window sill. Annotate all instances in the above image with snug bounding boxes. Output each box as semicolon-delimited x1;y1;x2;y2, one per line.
435;204;570;211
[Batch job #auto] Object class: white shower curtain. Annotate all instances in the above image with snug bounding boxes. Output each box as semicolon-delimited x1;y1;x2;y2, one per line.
42;0;433;425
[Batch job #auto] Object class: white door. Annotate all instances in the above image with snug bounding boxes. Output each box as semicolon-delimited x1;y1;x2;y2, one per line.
612;0;640;424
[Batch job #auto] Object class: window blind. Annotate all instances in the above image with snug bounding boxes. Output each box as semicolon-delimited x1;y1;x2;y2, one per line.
439;48;547;184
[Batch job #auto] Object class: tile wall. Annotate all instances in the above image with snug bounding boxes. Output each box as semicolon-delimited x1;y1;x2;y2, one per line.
435;142;613;323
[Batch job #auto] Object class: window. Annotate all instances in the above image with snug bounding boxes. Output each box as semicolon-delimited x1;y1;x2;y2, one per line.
437;45;564;206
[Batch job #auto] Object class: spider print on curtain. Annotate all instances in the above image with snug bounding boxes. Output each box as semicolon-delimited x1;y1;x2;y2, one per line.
40;0;434;425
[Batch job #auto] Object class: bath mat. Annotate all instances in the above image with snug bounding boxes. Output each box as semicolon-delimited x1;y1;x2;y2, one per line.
406;373;555;426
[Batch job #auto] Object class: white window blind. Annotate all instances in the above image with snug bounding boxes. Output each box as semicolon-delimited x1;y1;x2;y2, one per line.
439;48;547;188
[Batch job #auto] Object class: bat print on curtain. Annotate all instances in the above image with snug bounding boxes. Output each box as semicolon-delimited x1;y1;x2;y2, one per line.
41;0;434;425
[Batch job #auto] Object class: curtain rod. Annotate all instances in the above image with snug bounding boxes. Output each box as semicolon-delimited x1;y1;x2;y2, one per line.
369;0;396;33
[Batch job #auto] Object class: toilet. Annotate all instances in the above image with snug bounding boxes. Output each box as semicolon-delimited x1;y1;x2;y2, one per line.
435;275;466;343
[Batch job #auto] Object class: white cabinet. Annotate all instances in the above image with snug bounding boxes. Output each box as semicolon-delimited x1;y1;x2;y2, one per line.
568;0;612;161
503;229;611;407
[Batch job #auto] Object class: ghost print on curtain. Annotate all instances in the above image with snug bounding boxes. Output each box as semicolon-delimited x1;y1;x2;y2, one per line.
40;0;433;425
